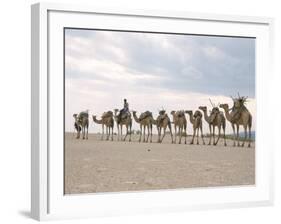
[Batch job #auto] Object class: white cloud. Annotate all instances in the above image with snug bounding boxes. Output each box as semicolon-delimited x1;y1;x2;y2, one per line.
65;78;256;135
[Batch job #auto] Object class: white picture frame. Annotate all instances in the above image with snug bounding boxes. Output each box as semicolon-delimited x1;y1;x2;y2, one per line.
31;2;274;221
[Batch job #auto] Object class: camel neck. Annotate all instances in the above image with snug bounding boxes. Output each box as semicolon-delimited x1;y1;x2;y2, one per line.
187;113;195;124
132;113;140;123
223;107;233;122
202;110;210;123
93;117;102;124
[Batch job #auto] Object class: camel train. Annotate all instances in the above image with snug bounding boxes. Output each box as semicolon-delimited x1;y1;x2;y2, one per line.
73;95;253;147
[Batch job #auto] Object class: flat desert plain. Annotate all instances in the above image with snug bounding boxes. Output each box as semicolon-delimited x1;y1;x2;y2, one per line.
64;133;255;194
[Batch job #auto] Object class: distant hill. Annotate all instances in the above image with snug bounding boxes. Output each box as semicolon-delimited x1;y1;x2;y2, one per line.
238;131;255;140
225;131;255;140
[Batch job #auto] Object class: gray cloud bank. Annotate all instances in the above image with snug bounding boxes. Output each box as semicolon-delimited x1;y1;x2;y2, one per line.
65;29;255;98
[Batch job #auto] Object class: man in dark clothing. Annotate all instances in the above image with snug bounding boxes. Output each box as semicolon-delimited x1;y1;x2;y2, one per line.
119;99;129;120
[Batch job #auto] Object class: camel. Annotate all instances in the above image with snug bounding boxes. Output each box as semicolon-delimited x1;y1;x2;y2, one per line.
92;111;114;141
170;110;187;144
132;111;153;143
185;110;205;145
209;107;227;146
220;97;252;147
199;106;226;146
113;109;132;141
73;111;89;140
151;110;173;143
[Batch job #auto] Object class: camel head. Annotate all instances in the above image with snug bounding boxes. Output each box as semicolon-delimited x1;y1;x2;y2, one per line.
210;107;220;123
113;109;119;116
219;103;229;111
132;111;137;115
170;110;176;115
73;113;82;124
194;110;202;118
198;106;207;112
158;108;166;115
185;110;192;116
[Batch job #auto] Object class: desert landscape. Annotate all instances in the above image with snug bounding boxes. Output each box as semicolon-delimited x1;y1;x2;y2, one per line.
64;132;255;194
64;29;256;195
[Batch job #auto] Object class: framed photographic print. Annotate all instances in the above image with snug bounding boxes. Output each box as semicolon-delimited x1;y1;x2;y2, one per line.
31;2;274;221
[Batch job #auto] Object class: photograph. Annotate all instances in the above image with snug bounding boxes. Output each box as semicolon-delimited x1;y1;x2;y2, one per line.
64;28;256;194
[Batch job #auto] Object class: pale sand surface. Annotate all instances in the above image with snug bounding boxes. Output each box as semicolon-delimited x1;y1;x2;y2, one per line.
64;133;255;194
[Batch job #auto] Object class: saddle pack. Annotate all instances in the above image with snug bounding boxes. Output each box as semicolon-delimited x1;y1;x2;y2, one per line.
139;111;152;120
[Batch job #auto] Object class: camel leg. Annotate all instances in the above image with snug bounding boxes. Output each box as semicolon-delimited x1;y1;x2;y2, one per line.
120;125;123;141
107;126;110;140
215;126;221;145
106;126;110;141
150;125;153;143
242;125;247;147
161;127;167;143
105;126;108;141
196;128;200;145
200;125;205;145
174;126;177;144
208;124;211;145
123;125;128;141
146;125;150;143
107;127;110;141
101;125;104;140
143;126;146;142
236;125;240;147
158;127;162;143
168;123;173;144
156;127;160;143
179;127;182;144
129;124;132;142
86;124;88;140
212;126;216;145
248;124;252;147
184;127;187;144
190;127;195;144
116;125;118;141
232;123;236;147
111;127;114;141
139;125;142;142
223;125;226;146
82;126;85;139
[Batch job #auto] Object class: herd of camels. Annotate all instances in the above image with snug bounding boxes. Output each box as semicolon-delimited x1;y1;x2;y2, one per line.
73;95;253;148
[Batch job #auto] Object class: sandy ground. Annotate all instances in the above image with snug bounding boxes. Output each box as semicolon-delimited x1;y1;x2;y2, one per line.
64;133;255;194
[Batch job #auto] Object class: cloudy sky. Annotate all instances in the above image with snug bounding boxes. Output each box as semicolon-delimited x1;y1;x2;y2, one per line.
65;28;255;134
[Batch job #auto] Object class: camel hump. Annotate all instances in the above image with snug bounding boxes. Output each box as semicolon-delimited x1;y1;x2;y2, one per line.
176;111;185;117
102;111;113;118
139;111;152;120
78;111;89;119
